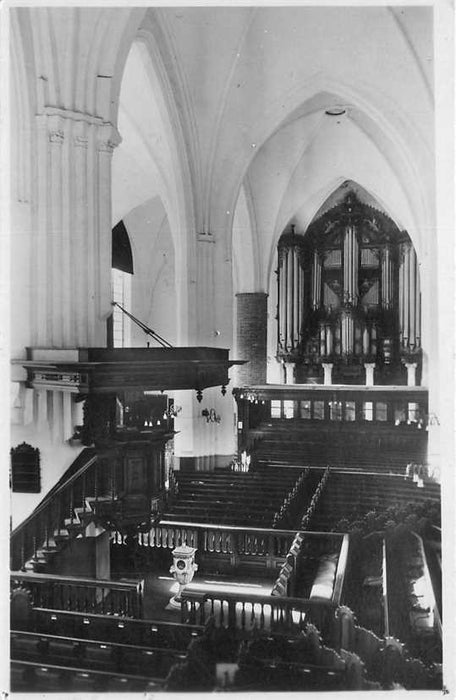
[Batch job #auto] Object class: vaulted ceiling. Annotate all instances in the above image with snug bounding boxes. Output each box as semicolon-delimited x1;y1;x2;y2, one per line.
111;6;434;296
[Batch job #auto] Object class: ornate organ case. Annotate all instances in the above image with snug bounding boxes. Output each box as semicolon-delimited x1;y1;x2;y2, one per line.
276;193;422;384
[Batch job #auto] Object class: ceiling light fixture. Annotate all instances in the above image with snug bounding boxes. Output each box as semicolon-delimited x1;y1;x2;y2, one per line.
325;106;346;116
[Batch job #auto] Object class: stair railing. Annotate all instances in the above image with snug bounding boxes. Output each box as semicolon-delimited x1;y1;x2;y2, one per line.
11;448;112;572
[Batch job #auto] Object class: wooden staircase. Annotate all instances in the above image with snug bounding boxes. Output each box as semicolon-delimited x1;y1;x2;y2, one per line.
11;449;130;574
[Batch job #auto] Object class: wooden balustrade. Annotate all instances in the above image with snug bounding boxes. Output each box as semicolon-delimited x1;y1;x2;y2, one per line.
133;521;298;562
11;572;144;619
234;385;429;428
181;589;339;645
234;385;429;468
10;449;104;571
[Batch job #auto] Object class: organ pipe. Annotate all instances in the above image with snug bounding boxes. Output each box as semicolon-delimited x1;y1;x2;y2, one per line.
363;326;369;355
409;247;416;345
279;248;286;349
371;324;377;356
416;268;421;346
398;242;420;350
320;325;326;356
404;244;410;344
293;248;300;344
277;235;305;355
343;225;358;305
286;248;293;350
381;246;393;309
312;250;321;309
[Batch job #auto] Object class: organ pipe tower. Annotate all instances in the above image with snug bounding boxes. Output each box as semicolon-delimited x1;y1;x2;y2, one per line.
276;192;421;385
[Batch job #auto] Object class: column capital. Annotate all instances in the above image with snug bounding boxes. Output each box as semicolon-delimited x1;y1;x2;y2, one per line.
363;362;376;369
36;108;122;152
97;122;122;153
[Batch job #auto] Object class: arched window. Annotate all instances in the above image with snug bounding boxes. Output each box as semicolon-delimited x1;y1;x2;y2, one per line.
111;220;134;347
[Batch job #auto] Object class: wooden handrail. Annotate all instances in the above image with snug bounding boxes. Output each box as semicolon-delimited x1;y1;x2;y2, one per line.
157;521;346;538
31;606;204;632
382;538;389;636
181;588;339;643
182;588;336;611
11;572;144;618
11;448;97;538
11;571;142;592
10;448;108;571
332;533;350;605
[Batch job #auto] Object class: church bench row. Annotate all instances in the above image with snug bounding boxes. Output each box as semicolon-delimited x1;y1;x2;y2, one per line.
176;467;302;481
255;441;422;466
164;503;283;521
175;475;300;493
11;659;163;693
167;469;307;527
256;458;415;474
11;630;185;678
172;488;294;505
17;606;203;648
162;511;279;528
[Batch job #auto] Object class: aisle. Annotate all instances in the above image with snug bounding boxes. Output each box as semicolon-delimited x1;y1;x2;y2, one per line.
141;571;273;622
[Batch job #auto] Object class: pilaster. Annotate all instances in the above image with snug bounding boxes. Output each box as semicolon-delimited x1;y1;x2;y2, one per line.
32;108;121;348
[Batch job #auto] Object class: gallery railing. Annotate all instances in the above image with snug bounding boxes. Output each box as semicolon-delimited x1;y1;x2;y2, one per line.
130;521;298;560
11;572;144;618
181;589;339;646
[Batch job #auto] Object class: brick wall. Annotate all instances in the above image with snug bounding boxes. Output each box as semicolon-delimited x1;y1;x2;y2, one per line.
236;293;268;385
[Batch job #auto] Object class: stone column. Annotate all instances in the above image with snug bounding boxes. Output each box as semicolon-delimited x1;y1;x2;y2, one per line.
322;363;333;386
284;362;296;385
364;363;375;386
405;362;418;387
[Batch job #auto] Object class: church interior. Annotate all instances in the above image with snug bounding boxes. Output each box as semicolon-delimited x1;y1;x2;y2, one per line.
7;3;454;693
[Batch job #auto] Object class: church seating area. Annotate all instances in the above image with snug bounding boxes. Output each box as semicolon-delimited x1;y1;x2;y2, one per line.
163;467;308;527
11;604;203;693
301;470;440;532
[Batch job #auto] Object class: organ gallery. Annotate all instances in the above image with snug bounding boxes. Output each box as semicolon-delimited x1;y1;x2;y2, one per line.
276;187;422;386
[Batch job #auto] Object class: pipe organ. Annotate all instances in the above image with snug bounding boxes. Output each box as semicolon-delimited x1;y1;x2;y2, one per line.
276;192;422;384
